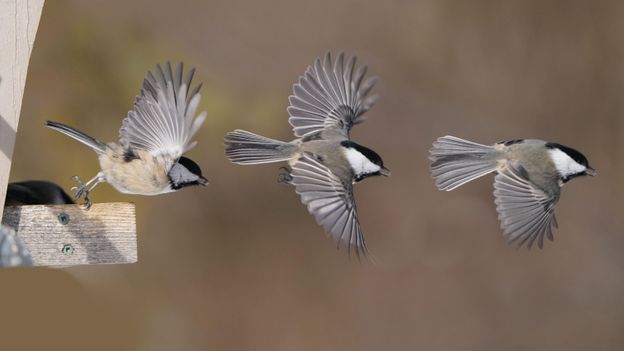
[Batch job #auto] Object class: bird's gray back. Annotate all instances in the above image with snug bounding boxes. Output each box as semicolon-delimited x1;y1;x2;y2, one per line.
299;139;353;183
503;139;560;197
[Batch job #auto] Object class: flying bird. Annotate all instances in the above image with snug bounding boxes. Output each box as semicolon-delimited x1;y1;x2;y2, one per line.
430;136;596;249
224;52;389;257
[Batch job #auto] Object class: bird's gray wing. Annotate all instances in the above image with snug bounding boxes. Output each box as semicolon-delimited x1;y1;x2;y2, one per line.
493;162;560;249
291;153;368;257
287;52;378;139
119;62;206;159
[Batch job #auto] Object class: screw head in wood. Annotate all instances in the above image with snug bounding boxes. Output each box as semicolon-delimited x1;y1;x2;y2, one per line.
61;244;74;255
57;213;70;225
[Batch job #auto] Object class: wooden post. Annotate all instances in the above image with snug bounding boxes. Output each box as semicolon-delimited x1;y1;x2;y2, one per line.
2;203;137;266
0;0;45;218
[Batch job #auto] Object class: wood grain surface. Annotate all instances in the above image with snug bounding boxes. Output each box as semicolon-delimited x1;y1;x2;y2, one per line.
2;202;137;267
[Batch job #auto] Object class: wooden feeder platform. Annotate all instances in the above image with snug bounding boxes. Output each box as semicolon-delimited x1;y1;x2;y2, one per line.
2;203;137;266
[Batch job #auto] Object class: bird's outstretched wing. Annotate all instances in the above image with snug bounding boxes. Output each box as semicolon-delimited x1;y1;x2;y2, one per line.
287;52;378;139
119;62;206;159
290;153;368;257
494;162;560;249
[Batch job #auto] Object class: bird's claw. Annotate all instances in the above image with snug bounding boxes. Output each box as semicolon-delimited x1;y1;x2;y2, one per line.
71;175;84;187
277;167;293;184
70;175;92;209
82;193;92;210
70;176;85;198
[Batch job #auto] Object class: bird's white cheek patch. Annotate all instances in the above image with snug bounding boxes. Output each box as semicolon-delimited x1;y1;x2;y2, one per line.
344;148;380;175
548;148;586;177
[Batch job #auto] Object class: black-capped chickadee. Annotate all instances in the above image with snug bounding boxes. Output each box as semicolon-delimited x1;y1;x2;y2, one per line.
5;180;75;206
429;136;596;249
224;52;389;257
46;62;208;208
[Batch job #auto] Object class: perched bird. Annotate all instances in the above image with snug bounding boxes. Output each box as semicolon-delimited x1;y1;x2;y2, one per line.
224;52;389;257
46;62;208;208
429;136;596;249
5;180;75;206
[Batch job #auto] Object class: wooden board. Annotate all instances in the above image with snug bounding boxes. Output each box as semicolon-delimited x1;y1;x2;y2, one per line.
0;0;46;218
2;202;137;267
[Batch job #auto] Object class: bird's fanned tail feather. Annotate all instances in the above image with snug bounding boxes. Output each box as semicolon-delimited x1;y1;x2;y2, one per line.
429;135;499;191
224;129;295;165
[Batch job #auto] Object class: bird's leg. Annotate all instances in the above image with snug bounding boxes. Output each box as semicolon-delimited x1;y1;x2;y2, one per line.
70;174;101;209
70;175;86;198
81;179;104;209
277;166;293;184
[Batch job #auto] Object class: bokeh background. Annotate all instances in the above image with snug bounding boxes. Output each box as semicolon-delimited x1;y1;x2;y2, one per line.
3;0;624;350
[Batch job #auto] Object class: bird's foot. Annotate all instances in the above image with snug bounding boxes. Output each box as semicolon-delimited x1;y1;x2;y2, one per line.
70;175;86;197
277;167;293;184
70;175;92;209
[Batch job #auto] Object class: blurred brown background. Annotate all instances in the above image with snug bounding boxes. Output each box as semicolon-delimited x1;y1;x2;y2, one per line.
3;0;624;350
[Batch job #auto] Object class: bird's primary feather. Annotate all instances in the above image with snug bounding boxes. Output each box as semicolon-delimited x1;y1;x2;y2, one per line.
291;153;368;257
287;52;378;139
494;161;560;249
119;62;206;160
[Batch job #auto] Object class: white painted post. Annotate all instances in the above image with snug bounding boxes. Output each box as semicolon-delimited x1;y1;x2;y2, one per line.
0;0;45;218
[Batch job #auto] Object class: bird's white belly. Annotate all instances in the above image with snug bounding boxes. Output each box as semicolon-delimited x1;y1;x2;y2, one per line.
99;151;172;195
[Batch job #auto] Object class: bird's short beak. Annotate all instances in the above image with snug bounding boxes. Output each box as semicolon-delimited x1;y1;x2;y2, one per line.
380;167;391;177
585;167;597;177
199;177;209;186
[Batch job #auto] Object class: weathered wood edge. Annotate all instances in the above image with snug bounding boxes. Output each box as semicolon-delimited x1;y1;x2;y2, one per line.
1;202;137;267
